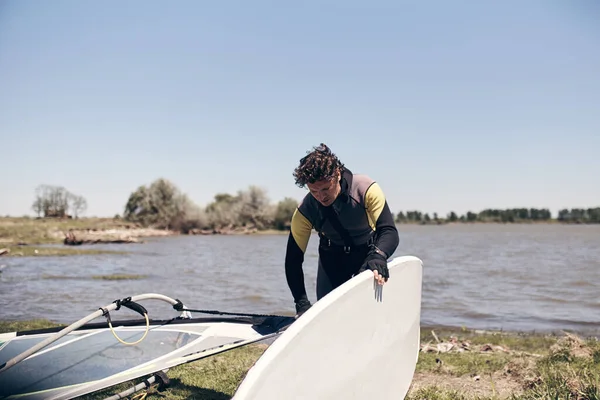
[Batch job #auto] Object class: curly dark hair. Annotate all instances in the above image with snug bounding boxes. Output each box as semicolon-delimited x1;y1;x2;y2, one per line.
293;143;345;188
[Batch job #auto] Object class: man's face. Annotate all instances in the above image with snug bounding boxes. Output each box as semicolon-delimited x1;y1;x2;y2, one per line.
307;172;341;207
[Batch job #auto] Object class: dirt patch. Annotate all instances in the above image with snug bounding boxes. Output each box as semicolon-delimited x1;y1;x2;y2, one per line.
550;332;593;359
408;370;524;398
502;356;541;391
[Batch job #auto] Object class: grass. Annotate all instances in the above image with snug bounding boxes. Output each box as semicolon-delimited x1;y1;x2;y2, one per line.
416;351;514;376
2;320;598;400
0;318;66;334
2;245;127;257
421;326;559;354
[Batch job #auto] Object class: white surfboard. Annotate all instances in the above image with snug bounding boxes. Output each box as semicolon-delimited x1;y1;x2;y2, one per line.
232;255;423;400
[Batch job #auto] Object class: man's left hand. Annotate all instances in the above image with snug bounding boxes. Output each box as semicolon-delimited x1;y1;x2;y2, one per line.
358;251;389;285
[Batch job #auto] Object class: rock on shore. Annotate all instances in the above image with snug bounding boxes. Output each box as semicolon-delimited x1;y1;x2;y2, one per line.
63;228;176;245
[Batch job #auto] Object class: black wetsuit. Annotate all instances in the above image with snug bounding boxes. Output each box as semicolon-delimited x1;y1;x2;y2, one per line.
284;168;399;302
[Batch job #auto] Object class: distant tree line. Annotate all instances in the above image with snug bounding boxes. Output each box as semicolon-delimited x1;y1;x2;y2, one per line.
556;208;600;224
30;180;600;230
395;208;600;224
122;178;298;232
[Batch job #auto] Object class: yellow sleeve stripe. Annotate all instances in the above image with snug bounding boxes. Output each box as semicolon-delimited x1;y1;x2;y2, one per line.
365;182;385;230
290;208;313;253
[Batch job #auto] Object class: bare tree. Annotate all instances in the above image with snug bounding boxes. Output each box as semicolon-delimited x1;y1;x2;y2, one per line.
31;196;44;217
70;195;88;218
32;184;85;218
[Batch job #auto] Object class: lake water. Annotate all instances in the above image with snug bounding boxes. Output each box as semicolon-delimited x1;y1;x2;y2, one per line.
1;224;599;335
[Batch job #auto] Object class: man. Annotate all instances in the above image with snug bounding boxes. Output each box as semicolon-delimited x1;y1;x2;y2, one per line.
284;143;399;317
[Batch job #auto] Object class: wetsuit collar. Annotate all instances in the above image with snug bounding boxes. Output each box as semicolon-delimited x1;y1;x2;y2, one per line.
338;168;352;203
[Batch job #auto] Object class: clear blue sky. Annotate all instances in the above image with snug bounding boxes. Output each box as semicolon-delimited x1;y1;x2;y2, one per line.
1;0;598;218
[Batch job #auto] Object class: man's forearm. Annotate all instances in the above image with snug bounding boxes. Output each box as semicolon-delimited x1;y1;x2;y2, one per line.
285;233;308;302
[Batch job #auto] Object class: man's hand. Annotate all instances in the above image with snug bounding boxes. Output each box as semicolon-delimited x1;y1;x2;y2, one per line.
358;248;389;286
295;296;312;319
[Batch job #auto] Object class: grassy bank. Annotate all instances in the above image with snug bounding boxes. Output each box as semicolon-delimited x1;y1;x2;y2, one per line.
0;246;128;257
0;217;138;244
0;217;164;257
0;216;289;258
2;320;598;399
0;216;290;259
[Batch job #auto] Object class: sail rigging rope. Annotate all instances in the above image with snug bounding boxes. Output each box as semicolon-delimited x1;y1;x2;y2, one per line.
101;307;151;346
172;299;287;319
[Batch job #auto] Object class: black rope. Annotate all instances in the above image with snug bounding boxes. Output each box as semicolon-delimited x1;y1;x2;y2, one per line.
111;297;148;317
172;299;287;319
99;307;113;324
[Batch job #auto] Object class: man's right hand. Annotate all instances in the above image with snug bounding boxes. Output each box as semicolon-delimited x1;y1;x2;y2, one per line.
295;297;312;318
358;246;389;286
